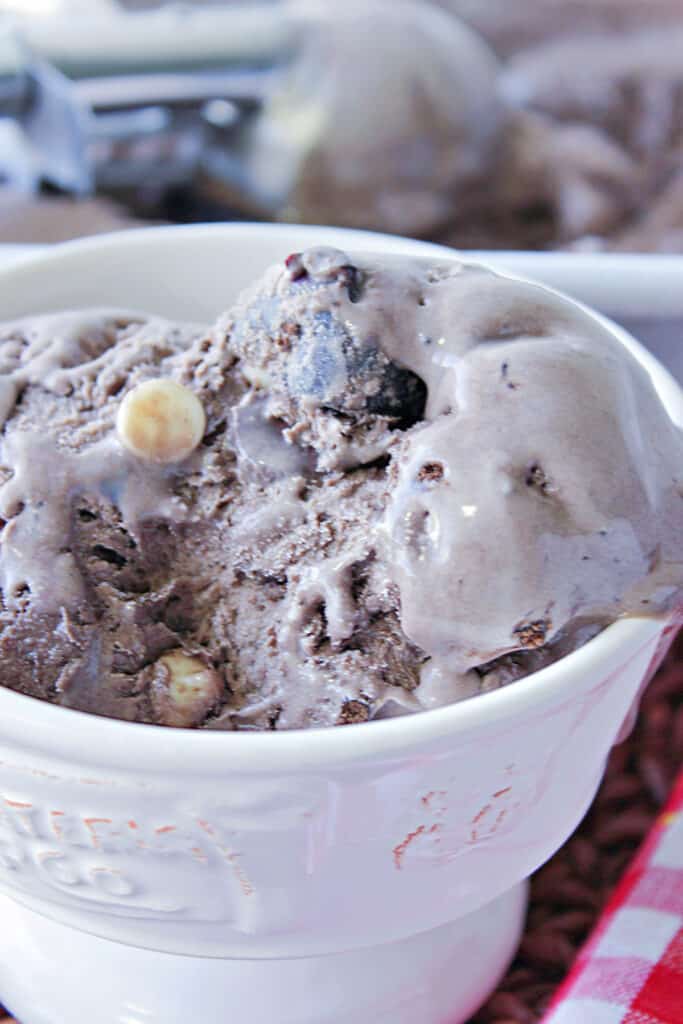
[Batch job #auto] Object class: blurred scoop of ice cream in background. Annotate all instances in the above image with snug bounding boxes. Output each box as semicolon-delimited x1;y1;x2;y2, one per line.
215;0;505;236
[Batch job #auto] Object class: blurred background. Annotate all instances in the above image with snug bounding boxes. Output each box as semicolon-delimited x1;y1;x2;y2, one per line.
0;0;682;250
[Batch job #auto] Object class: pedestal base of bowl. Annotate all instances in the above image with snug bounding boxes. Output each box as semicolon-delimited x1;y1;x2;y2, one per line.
0;882;527;1024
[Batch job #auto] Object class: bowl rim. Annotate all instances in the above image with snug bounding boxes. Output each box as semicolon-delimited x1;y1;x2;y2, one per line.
0;222;679;772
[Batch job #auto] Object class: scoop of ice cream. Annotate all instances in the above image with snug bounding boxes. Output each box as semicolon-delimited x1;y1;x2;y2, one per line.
240;0;504;236
1;248;681;730
221;245;683;684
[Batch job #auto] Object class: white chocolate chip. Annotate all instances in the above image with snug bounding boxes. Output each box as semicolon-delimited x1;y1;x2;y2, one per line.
151;650;223;728
116;378;206;464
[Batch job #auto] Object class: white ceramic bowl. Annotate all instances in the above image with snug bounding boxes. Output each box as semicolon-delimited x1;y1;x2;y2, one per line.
0;225;681;1024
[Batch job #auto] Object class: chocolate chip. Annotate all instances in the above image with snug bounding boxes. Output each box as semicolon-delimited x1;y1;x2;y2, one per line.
286;311;427;428
201;420;227;447
417;462;444;483
274;321;301;350
92;544;127;569
501;361;520;390
525;463;553;495
366;363;427;428
513;618;550;649
337;699;371;725
284;252;308;281
104;376;126;398
340;264;363;303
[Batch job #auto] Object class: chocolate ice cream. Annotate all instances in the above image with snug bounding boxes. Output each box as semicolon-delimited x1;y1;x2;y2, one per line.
1;247;681;729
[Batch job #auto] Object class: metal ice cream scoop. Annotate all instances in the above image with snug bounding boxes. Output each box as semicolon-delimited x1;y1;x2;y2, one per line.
0;0;504;235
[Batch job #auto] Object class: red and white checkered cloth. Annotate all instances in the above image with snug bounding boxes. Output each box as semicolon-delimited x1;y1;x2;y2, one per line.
543;770;683;1024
